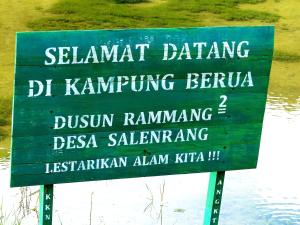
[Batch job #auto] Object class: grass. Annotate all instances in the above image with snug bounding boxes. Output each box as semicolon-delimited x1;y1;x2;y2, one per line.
0;98;11;133
144;181;166;225
0;97;11;158
115;0;148;3
28;0;279;30
0;187;39;225
273;51;300;62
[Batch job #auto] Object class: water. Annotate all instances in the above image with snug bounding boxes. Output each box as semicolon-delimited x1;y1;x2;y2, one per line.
1;97;300;224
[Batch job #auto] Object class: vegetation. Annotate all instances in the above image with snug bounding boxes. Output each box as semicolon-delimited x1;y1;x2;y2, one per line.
0;99;11;134
273;51;300;62
0;188;39;225
28;0;279;30
115;0;148;3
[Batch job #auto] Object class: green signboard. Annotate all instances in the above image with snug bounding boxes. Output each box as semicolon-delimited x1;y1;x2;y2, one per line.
10;26;274;187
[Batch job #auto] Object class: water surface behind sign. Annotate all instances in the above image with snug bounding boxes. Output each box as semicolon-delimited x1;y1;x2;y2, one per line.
0;98;300;225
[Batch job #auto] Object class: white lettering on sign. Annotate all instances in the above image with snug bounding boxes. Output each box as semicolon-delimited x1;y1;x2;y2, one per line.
26;33;261;178
186;71;253;89
44;41;249;65
51;71;253;96
133;154;169;166
27;71;255;99
45;157;128;173
123;108;212;126
175;152;204;163
54;114;114;129
44;44;150;65
44;151;221;174
163;41;249;60
107;128;208;147
45;194;51;200
28;79;52;97
53;134;98;150
50;108;214;150
64;73;175;95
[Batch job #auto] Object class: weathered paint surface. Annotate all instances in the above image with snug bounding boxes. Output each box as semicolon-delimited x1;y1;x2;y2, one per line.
10;26;274;187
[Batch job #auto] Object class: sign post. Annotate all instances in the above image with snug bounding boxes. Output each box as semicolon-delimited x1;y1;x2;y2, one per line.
39;184;54;225
203;171;225;225
10;26;274;224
